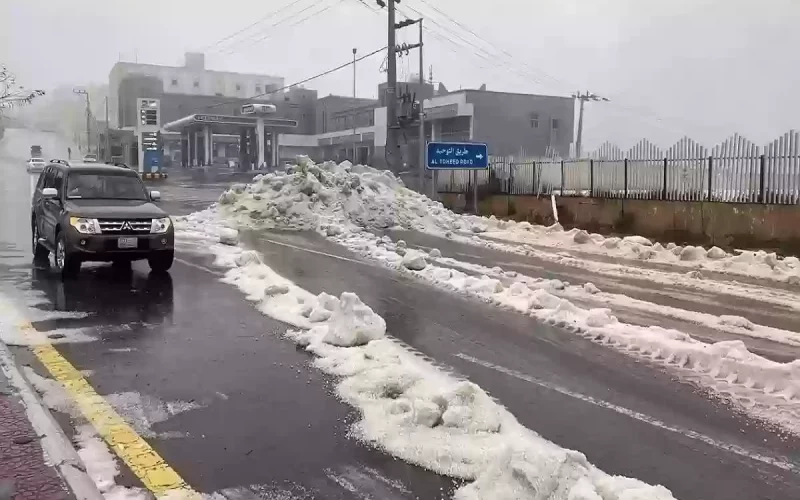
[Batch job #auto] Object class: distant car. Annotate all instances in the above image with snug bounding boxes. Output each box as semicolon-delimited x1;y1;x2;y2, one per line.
26;158;46;173
31;161;174;279
82;154;98;162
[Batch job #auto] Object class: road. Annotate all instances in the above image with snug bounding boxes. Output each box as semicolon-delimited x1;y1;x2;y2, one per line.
1;129;798;500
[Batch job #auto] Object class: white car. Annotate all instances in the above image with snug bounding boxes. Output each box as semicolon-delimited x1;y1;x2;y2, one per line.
26;158;46;173
82;154;98;163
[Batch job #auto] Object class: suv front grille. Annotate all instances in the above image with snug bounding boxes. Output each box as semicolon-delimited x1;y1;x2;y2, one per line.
98;219;152;235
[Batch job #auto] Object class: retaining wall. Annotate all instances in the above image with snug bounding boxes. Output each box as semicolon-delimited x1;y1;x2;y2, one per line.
437;193;800;254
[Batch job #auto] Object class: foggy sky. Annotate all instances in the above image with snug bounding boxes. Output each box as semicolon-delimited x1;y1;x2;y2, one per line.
2;0;799;151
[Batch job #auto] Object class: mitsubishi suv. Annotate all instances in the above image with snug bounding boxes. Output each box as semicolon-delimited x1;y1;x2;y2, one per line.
31;160;174;278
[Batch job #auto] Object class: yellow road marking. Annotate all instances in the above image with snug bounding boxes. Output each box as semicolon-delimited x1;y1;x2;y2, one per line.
17;322;201;499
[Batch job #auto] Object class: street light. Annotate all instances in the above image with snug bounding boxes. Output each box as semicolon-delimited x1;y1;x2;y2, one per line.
73;88;91;155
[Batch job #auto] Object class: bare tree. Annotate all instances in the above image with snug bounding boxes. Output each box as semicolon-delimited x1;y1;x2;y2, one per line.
0;65;45;109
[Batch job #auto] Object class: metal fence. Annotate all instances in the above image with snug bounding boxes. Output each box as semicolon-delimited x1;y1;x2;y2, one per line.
437;130;800;204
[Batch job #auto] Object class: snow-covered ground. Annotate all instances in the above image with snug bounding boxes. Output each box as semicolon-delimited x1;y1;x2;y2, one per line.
174;158;800;438
175;217;677;499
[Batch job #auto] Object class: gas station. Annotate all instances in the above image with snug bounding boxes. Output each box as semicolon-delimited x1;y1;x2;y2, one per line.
162;104;298;170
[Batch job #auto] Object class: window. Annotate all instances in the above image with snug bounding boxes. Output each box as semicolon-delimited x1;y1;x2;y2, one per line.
235;83;241;91
255;85;262;93
171;79;178;86
551;118;560;130
42;168;56;189
53;170;64;195
37;167;51;190
66;173;147;200
193;80;200;88
530;113;539;128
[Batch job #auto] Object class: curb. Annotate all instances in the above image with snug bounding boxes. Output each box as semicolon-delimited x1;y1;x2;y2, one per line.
0;340;104;500
142;172;169;180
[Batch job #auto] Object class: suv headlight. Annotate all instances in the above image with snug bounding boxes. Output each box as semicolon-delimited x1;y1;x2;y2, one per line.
150;217;172;234
69;217;101;234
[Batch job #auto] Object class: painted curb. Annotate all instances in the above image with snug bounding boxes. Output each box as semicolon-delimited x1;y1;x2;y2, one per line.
0;340;104;500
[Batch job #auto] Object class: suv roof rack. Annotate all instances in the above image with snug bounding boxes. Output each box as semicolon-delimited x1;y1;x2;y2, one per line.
49;159;70;166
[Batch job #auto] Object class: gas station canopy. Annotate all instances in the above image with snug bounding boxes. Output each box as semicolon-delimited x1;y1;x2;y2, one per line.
162;114;298;134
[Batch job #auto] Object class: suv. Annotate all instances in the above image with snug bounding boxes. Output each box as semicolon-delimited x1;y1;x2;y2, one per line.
31;161;174;278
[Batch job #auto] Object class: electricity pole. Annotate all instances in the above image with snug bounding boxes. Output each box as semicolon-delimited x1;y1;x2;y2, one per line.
417;19;425;193
73;88;91;155
380;0;399;171
104;96;110;162
352;47;358;163
572;91;608;158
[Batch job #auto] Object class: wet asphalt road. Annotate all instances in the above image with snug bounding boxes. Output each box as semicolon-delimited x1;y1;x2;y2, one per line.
1;130;799;499
0;131;456;499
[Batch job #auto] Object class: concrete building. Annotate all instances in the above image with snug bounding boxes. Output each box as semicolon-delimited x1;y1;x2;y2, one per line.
108;52;284;128
108;53;573;172
280;86;575;170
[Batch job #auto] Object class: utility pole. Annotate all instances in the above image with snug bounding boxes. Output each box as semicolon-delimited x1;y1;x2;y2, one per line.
104;96;110;162
417;19;425;194
385;0;398;171
352;48;358;163
572;91;609;158
73;88;90;155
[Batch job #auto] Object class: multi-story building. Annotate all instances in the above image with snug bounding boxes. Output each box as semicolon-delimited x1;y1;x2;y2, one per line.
108;52;284;128
109;54;574;171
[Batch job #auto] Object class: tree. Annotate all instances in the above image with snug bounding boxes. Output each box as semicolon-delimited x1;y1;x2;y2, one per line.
0;65;45;109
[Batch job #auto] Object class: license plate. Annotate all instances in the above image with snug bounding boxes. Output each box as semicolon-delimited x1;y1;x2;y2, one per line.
117;237;138;249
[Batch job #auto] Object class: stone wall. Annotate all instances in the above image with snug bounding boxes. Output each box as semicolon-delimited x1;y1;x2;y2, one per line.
438;193;800;254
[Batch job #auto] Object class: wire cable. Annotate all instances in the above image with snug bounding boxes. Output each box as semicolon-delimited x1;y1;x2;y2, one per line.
203;45;387;110
201;0;309;53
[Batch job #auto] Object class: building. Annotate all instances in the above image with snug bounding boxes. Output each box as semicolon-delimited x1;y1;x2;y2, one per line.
108;52;284;129
109;53;574;172
280;86;575;170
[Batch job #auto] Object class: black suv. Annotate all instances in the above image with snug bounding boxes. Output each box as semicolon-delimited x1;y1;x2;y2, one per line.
31;161;174;278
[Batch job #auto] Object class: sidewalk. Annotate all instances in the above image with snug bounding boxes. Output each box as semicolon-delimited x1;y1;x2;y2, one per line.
0;370;74;500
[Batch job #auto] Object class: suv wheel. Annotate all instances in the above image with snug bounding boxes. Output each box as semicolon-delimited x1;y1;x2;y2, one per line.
32;222;49;260
148;251;174;273
55;231;80;279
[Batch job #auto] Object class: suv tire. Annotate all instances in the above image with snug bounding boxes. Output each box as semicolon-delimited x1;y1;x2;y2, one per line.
55;231;80;279
32;221;49;261
148;251;174;273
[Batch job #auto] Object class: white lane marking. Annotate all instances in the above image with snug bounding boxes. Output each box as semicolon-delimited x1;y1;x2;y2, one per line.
258;236;371;266
455;352;798;473
174;257;225;277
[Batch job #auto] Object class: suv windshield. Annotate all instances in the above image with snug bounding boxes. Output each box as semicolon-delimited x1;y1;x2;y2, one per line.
66;173;147;200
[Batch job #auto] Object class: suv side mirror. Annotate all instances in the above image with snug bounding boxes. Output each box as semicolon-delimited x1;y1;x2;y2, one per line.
149;190;161;202
42;187;58;199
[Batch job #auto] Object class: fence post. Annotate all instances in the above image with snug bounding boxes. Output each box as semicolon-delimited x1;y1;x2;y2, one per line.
662;157;668;200
589;159;594;197
707;156;713;201
759;154;766;203
532;161;537;196
623;158;628;198
560;160;565;195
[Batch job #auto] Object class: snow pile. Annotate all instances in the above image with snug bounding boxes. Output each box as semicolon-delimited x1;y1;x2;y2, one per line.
207;157;488;235
327;230;800;432
174;223;677;500
190;157;800;285
484;224;800;284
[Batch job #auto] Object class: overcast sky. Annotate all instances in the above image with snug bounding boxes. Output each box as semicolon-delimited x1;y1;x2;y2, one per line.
2;0;799;151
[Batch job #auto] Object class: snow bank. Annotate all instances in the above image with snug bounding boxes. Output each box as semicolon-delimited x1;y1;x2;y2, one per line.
175;216;676;500
189;157;800;287
327;230;800;435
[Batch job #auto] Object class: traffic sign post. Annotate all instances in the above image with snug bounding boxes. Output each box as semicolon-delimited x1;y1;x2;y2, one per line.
426;142;489;170
426;141;488;213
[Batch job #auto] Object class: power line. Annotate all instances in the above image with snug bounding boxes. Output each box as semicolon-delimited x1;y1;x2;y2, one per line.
204;45;387;110
221;0;342;55
200;0;309;53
